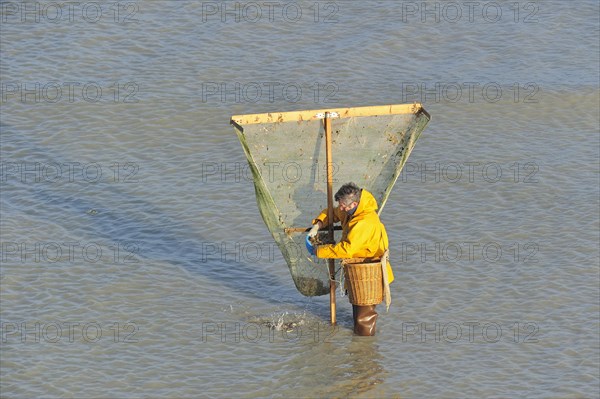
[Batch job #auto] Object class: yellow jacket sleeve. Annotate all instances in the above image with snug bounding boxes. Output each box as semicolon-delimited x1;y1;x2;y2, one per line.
316;219;374;258
312;207;342;226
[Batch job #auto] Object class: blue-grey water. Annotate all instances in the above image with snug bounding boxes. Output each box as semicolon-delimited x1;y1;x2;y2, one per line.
1;1;599;398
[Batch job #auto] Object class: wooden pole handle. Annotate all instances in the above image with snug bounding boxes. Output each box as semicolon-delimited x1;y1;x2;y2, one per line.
284;226;342;234
324;113;337;325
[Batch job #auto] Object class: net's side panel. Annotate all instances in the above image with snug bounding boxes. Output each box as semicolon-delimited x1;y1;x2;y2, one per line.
375;111;431;212
234;122;331;296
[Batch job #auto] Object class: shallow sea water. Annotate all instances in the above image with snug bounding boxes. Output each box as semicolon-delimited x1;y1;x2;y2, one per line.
1;1;599;398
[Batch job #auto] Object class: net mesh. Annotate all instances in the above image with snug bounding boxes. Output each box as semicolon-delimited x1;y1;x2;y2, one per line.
232;105;430;296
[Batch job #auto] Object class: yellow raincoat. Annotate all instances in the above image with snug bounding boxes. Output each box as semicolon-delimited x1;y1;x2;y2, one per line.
312;189;394;284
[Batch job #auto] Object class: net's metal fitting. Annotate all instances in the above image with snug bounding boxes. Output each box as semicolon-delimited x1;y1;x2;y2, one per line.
314;112;339;119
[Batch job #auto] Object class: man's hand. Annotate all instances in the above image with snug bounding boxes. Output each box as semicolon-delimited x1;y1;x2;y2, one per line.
305;235;316;256
307;224;320;238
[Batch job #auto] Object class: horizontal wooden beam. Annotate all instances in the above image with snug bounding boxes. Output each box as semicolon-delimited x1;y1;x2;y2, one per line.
231;103;425;125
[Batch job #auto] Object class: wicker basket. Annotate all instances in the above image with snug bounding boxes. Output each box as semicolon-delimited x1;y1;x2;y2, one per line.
342;258;384;306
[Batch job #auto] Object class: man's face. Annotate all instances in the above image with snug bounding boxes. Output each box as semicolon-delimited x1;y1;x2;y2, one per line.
338;200;358;212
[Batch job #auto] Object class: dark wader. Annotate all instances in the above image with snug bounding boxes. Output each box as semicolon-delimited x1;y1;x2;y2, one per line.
352;304;378;336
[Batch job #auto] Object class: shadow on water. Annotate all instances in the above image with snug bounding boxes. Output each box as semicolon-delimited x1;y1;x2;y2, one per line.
25;184;300;301
2;125;335;322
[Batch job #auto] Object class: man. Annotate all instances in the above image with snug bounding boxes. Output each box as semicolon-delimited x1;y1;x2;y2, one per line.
305;182;394;336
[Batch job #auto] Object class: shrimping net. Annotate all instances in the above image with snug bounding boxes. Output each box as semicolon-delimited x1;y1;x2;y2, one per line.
231;104;430;296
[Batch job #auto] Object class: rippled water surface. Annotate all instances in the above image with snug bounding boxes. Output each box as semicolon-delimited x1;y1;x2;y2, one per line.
1;1;599;398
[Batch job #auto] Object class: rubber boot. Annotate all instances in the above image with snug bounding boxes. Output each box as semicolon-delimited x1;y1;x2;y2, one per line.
352;305;378;336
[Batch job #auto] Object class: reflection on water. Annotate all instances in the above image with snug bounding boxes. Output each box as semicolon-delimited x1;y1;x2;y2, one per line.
336;338;387;397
